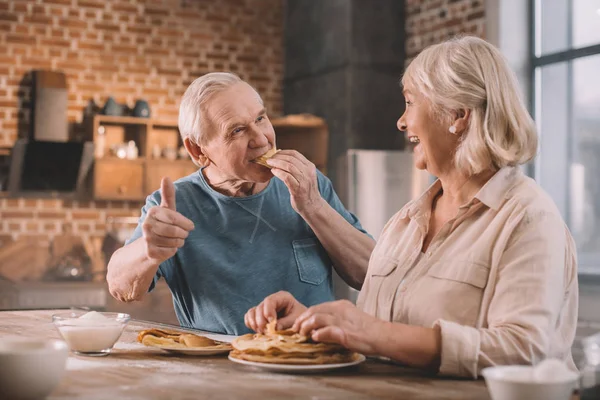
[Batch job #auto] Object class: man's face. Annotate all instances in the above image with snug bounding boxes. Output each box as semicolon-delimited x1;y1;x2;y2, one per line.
201;82;276;183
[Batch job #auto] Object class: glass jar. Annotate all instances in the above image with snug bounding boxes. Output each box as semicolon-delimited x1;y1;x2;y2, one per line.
580;332;600;400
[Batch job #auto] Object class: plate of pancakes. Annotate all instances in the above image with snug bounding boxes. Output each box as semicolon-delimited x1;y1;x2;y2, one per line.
137;328;233;356
229;321;365;372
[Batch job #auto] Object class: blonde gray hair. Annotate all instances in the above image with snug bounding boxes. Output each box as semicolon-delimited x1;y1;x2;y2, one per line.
178;72;263;145
402;36;537;175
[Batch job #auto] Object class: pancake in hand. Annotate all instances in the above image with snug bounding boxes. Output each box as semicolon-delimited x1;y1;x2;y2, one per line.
138;328;231;350
230;320;358;365
252;148;280;168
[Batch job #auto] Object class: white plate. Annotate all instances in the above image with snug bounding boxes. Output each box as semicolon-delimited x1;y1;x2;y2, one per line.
228;354;366;373
158;346;231;356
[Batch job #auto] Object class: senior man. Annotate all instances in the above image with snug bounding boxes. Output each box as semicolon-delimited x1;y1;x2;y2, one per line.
106;72;375;335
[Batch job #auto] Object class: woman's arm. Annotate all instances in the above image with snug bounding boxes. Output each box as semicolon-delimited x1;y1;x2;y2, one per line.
294;210;577;378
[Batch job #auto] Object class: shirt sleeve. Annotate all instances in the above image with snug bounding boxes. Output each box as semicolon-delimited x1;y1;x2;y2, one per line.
316;170;373;239
433;209;576;378
124;192;164;293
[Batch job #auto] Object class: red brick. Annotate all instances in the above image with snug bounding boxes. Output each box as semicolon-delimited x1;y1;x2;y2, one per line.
26;222;39;232
41;38;71;48
71;211;100;220
144;6;170;16
22;199;37;208
78;41;105;51
4;199;20;208
38;211;66;219
12;3;27;13
95;22;120;32
43;222;58;231
78;0;105;9
0;12;18;22
112;3;138;13
24;14;53;25
76;223;91;232
44;0;72;5
2;211;35;219
126;26;152;35
49;7;66;17
39;200;62;209
6;34;36;45
62;18;87;29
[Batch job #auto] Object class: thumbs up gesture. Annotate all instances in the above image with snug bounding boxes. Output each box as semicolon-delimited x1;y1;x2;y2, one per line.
141;177;195;264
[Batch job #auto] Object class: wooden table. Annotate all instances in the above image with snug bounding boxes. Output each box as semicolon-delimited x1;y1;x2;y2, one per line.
1;310;494;399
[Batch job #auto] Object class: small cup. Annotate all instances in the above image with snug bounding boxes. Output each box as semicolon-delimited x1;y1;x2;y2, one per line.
0;337;68;400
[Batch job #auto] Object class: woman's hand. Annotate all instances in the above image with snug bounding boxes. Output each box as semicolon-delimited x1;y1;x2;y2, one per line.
244;291;307;333
292;300;385;355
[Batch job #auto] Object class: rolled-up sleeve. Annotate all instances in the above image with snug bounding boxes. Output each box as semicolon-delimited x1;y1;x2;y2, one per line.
433;210;575;378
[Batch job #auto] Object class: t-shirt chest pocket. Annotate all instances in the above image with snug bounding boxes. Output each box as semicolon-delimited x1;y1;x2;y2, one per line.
292;237;332;285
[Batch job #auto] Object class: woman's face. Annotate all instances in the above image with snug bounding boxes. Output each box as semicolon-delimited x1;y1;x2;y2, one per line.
397;86;460;176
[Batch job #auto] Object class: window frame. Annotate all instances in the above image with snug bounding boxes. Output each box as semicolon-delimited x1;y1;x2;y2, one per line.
531;0;600;275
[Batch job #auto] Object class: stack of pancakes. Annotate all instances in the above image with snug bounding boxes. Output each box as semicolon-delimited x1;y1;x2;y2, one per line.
230;321;357;365
137;328;231;350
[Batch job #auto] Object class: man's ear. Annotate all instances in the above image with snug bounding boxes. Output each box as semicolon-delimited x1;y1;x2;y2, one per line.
184;137;211;167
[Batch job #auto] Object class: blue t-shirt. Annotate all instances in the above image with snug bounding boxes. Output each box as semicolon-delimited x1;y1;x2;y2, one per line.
127;168;369;335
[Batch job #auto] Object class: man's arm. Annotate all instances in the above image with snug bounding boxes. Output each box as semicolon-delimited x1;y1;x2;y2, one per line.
106;238;161;302
106;177;194;302
267;151;375;289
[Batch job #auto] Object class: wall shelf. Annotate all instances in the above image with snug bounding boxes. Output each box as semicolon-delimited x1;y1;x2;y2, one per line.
91;115;197;201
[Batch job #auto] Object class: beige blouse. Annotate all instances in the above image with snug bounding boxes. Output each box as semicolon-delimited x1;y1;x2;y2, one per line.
357;166;578;378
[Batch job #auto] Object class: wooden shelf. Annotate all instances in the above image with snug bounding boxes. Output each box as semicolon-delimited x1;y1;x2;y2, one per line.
90;115;194;200
147;158;194;165
95;157;145;165
94;115;151;126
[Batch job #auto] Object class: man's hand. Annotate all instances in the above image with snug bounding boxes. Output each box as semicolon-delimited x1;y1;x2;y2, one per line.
141;177;195;264
266;150;325;216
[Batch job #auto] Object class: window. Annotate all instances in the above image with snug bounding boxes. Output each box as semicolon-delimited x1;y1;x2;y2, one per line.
533;0;600;274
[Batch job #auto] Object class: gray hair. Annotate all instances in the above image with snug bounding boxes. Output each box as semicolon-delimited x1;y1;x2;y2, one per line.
178;72;263;144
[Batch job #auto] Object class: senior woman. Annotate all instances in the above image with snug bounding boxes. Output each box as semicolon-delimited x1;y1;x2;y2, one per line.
244;36;578;378
107;72;375;335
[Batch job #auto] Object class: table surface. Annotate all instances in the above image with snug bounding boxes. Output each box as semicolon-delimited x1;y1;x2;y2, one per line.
0;309;541;399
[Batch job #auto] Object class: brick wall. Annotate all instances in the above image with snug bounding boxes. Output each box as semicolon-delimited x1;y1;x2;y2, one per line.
405;0;485;65
0;0;283;246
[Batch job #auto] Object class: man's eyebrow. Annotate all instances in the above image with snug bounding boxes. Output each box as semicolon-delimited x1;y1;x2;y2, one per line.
224;119;245;132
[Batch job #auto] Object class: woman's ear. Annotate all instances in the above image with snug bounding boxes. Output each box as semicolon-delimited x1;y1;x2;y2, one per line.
184;137;211;167
453;108;471;134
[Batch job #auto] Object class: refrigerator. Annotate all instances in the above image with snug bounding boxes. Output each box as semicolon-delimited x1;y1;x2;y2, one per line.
333;149;432;302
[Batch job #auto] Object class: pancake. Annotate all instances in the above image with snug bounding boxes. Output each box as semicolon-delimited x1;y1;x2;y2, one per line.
138;328;231;350
230;320;357;365
252;148;280;168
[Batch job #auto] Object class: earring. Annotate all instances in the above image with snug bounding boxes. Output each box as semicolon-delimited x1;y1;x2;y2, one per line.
449;125;457;134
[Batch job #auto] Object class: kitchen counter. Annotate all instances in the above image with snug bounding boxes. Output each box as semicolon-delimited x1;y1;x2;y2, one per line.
0;310;563;399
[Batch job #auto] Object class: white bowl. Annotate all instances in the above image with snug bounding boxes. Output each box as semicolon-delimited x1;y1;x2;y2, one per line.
52;311;130;356
0;337;69;400
482;365;578;400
